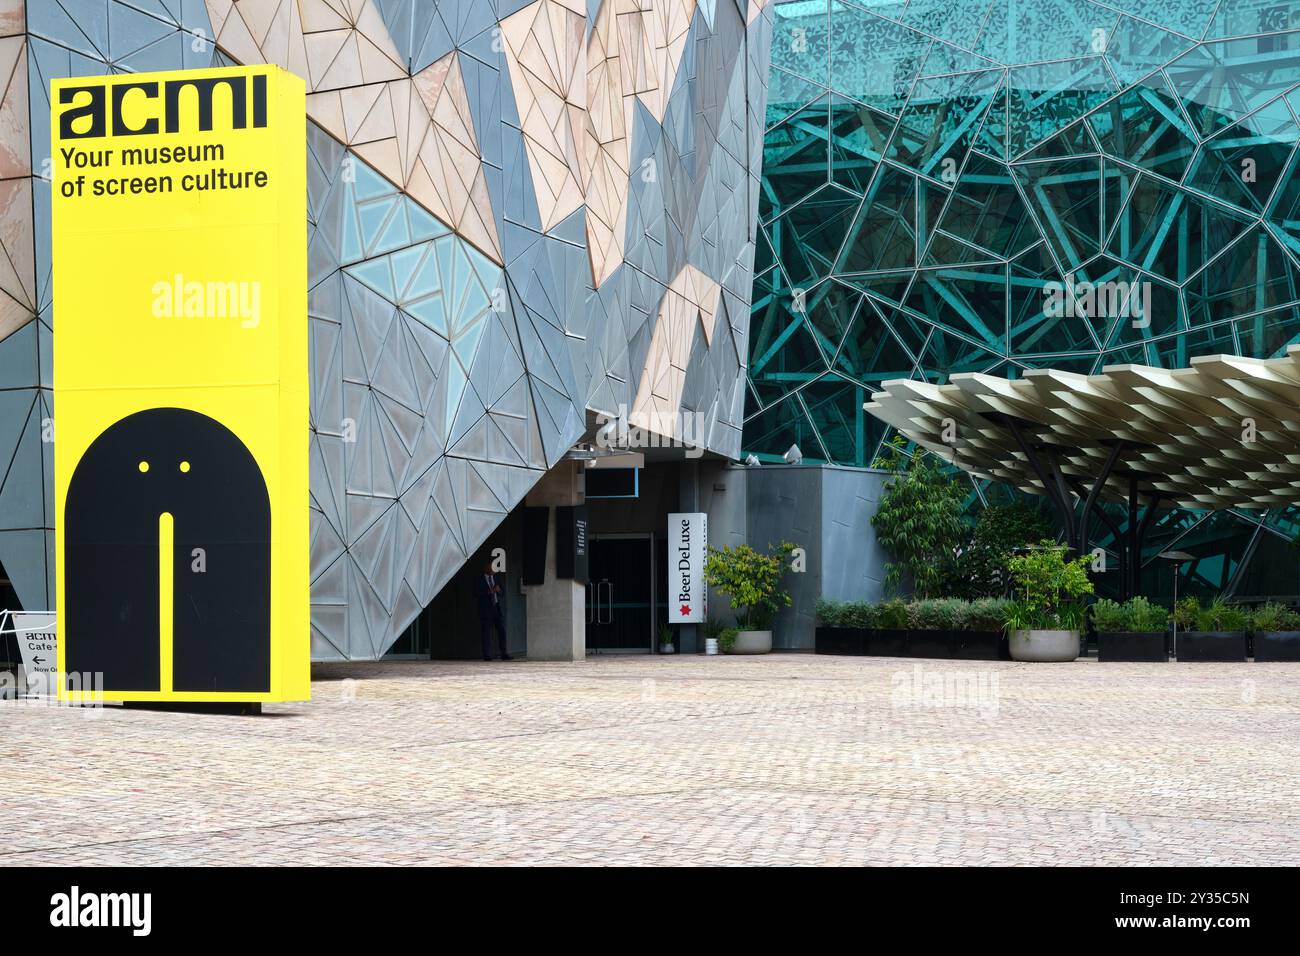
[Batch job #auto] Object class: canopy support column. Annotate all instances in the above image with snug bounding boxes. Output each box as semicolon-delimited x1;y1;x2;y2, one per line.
1130;491;1163;599
1007;418;1078;551
1067;475;1127;598
1081;441;1125;556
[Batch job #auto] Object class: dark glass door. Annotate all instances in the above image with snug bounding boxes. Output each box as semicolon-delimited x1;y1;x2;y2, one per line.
586;535;653;651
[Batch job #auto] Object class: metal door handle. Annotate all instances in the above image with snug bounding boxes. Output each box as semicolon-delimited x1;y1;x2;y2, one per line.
599;580;612;624
586;583;594;623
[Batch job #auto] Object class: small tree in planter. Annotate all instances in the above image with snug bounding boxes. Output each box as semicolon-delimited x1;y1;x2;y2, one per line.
871;437;966;597
1092;596;1169;662
1250;603;1300;662
1004;541;1093;661
951;502;1052;598
703;542;798;654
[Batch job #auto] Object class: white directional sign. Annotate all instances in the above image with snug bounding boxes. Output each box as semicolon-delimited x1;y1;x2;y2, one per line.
10;610;57;696
667;512;707;624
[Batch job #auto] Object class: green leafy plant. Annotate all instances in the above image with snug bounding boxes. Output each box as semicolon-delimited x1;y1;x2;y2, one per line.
951;502;1052;598
701;618;726;642
703;541;798;630
815;598;846;627
1125;596;1168;631
843;601;876;628
658;623;674;646
908;597;964;630
1056;603;1087;631
906;599;934;630
1003;540;1093;632
1173;596;1200;629
876;598;909;631
1216;605;1251;632
719;627;739;653
1194;595;1226;631
946;599;971;632
1250;602;1300;632
1093;596;1169;633
815;599;876;628
1091;598;1126;633
966;597;1010;632
1183;595;1250;631
871;436;966;597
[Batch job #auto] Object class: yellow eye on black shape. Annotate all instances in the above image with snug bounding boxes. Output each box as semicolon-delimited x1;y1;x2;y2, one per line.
179;461;191;473
137;461;149;473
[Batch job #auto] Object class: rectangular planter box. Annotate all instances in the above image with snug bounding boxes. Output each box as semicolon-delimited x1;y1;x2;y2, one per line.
869;628;908;657
1254;631;1300;662
953;630;1008;660
1097;630;1168;662
1176;631;1247;662
814;626;865;655
907;629;953;659
815;626;1014;660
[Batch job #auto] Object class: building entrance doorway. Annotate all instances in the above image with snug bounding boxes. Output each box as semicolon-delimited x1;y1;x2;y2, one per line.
586;534;654;652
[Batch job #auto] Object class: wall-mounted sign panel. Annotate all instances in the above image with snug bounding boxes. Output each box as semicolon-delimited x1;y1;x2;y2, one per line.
52;66;309;703
667;512;706;623
556;505;588;582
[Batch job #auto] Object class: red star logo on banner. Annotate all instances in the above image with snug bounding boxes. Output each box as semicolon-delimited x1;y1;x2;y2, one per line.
679;604;691;616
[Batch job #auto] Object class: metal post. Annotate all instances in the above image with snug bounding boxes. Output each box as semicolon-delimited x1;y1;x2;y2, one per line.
1172;564;1178;660
1127;476;1139;601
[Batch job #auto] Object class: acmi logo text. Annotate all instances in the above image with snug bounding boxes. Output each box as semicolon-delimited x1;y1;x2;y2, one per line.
50;885;151;937
58;74;267;139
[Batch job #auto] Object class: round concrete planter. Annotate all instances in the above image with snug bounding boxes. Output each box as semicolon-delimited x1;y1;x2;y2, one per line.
658;643;676;655
728;629;772;654
1009;629;1079;662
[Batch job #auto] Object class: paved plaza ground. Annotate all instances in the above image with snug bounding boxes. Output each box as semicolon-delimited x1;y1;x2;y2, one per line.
3;653;1299;865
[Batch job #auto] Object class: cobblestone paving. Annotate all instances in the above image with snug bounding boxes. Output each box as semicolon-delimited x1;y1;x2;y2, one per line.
3;654;1299;865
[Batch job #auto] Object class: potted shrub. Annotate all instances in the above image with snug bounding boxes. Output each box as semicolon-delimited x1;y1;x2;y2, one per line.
1094;596;1169;662
657;623;676;655
1004;541;1093;662
871;598;909;656
1174;596;1249;662
814;599;874;655
906;598;959;658
1250;603;1300;661
845;600;878;656
703;542;798;654
956;597;1011;660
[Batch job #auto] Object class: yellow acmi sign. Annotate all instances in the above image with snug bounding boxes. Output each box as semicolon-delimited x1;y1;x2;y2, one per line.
52;65;310;703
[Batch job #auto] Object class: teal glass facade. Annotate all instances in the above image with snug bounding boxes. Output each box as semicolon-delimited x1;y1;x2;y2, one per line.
746;0;1300;599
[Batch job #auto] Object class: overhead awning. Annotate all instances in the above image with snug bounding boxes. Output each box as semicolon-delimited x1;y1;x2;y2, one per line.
864;348;1300;512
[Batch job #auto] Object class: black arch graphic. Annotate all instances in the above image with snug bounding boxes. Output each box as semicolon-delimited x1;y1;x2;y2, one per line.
65;408;271;693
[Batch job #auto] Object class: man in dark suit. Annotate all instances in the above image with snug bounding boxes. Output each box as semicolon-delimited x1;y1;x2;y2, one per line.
474;560;512;661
